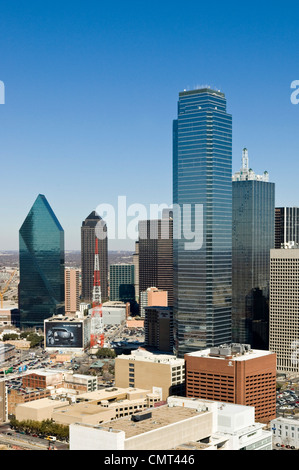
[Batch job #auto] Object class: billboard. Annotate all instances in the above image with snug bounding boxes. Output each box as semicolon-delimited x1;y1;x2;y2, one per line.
45;322;83;348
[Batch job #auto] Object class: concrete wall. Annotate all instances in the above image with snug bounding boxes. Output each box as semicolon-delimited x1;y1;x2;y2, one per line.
115;358;173;401
124;412;213;450
70;424;125;450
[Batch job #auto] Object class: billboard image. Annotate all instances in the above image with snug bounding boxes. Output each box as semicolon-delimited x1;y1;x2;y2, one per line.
45;322;83;348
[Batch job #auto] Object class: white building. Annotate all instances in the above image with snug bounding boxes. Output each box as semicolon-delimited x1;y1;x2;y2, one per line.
271;416;299;449
100;301;126;325
69;395;272;450
269;244;299;372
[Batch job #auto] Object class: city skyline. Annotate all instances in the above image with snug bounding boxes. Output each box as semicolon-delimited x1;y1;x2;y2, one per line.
1;2;299;252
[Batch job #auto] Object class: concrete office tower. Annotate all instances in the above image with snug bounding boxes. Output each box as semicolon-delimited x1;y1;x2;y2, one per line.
65;268;80;314
138;211;173;306
139;286;168;317
132;241;139;302
185;344;277;424
173;88;232;357
109;264;135;303
81;211;108;303
232;149;275;348
275;207;299;248
19;194;65;329
269;243;299;373
115;349;185;401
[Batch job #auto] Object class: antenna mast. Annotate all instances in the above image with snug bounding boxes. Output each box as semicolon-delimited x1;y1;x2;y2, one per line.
90;237;104;348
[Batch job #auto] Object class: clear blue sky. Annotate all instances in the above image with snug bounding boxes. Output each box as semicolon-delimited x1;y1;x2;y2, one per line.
1;0;299;251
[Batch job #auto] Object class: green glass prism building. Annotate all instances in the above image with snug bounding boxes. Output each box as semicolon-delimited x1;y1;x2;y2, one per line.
19;194;65;329
173;88;232;357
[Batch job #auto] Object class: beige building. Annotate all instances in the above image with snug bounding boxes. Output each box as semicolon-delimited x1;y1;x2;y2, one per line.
115;349;185;401
65;268;80;314
53;387;160;426
269;244;299;373
15;386;160;426
22;370;97;394
15;397;68;422
0;308;19;327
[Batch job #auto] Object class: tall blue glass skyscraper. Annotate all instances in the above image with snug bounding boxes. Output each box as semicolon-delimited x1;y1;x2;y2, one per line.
19;194;65;329
232;149;275;348
173;88;232;357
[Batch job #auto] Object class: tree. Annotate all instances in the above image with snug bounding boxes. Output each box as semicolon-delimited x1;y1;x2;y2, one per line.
96;348;116;358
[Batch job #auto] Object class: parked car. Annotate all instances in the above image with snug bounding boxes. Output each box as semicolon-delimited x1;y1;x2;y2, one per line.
47;327;74;345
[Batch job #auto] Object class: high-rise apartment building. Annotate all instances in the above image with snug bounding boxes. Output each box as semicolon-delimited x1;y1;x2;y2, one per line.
269;244;299;373
173;88;232;357
232;149;275;348
109;264;135;302
275;207;299;248
185;344;277;424
81;211;108;303
19;194;65;329
138;212;173;305
65;268;80;314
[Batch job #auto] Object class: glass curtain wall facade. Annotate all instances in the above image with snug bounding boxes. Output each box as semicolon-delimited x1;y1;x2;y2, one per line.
19;194;65;329
232;181;275;347
109;264;135;302
173;88;232;357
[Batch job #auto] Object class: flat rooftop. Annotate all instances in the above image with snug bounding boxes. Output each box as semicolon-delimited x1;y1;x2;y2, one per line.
96;405;207;439
117;349;184;365
187;348;274;361
76;387;152;402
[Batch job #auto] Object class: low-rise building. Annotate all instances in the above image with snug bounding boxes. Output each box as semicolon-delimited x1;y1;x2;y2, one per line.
15;386;160;426
44;315;91;352
15;397;69;422
0;341;15;364
100;301;127;325
271;416;299;449
53;387;160;426
0;308;19;327
8;388;51;415
69;396;272;450
8;370;97;415
115;349;185;401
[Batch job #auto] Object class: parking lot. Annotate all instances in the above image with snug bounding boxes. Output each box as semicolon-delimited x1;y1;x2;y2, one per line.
276;388;299;414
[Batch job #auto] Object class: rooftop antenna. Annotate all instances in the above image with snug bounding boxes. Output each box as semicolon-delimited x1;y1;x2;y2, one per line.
90;236;104;348
241;148;249;172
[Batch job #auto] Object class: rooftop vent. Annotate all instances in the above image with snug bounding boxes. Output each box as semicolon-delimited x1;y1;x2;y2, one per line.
131;412;152;422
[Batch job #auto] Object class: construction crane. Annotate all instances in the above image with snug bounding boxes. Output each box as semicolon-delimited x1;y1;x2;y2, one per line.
90;237;104;348
0;270;17;309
